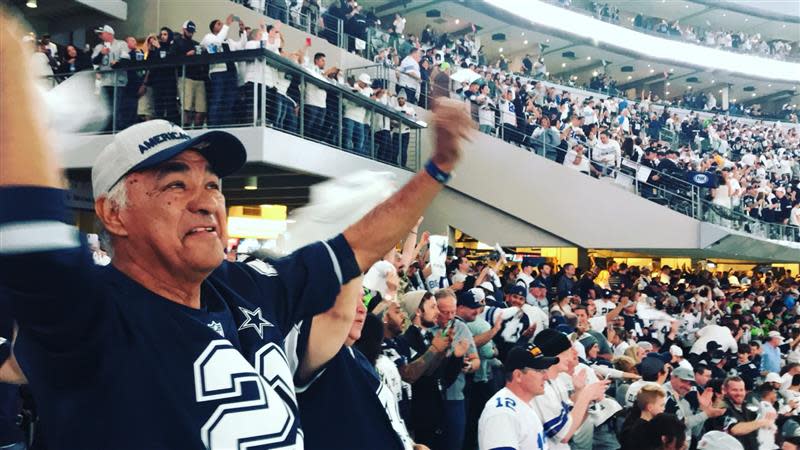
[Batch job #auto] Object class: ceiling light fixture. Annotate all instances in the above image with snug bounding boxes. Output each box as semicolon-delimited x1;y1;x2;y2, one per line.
26;0;37;7
586;56;591;60
521;32;525;36
562;62;567;67
627;75;632;80
687;85;692;89
767;84;772;87
523;40;528;45
666;82;671;86
711;80;715;83
499;47;503;52
650;69;655;73
752;92;756;97
665;91;670;95
454;19;460;25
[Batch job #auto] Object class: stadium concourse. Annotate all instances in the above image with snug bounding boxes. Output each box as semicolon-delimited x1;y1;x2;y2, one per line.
2;1;800;450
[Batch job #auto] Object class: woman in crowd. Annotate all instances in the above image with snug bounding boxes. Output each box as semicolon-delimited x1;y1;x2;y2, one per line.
57;44;91;75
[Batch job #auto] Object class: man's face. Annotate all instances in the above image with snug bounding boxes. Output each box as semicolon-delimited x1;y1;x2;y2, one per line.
419;298;439;327
724;380;746;405
648;395;667;415
347;300;367;343
506;293;525;308
316;56;326;69
436;296;456;328
600;134;609;144
541;265;551;276
565;265;575;277
558;346;578;372
184;29;194;39
398;97;406;106
385;302;406;334
458;257;470;273
587;344;599;359
521;368;549;396
574;309;589;327
126;37;137;50
101;32;114;43
159;30;169;43
671;376;692;397
109;151;227;277
212;20;223;34
457;305;479;322
531;286;546;299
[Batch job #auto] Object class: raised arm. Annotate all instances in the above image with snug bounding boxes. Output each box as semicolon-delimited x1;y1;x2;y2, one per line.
342;99;474;272
296;276;362;382
0;16;61;188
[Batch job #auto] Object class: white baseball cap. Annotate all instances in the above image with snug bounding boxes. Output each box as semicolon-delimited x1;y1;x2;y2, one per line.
767;330;784;343
357;73;372;85
697;431;744;450
670;345;683;357
764;372;782;384
91;120;246;198
95;25;115;35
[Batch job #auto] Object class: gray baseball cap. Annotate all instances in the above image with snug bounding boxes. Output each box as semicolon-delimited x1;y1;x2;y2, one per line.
91;120;246;198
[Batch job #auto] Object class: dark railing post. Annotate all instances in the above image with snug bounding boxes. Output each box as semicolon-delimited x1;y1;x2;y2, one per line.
338;91;343;149
369;107;376;160
112;72;118;133
299;73;305;138
180;65;186;128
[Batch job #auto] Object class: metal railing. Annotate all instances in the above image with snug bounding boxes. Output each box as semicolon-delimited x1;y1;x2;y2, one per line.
549;0;800;63
236;1;345;48
47;48;425;171
472;110;800;242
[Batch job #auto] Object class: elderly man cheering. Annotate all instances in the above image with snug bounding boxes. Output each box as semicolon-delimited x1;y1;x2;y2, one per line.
0;17;473;450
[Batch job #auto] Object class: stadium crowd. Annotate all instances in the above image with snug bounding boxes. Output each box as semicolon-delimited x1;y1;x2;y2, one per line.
553;0;797;61
4;5;800;450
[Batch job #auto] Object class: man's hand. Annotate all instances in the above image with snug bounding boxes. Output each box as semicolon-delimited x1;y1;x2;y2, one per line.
453;339;470;358
225;14;235;25
431;327;453;353
572;367;588;391
493;314;504;332
584;380;611;401
430;98;475;173
522;323;537;337
100;47;110;55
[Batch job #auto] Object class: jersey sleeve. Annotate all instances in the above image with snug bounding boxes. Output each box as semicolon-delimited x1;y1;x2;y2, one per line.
532;395;572;443
479;409;521;450
242;234;361;331
0;187;110;377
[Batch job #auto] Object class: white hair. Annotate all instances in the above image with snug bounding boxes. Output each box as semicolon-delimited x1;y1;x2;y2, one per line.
98;177;128;258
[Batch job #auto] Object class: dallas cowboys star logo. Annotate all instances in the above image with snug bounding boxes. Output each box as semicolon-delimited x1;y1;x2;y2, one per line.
238;307;274;338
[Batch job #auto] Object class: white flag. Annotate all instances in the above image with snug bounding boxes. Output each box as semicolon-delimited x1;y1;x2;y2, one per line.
428;235;449;279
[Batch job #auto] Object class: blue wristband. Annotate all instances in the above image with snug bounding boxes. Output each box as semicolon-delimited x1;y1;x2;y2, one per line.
425;159;451;184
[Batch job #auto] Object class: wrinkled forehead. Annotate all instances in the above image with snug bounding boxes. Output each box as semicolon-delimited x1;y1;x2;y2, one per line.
135;150;219;181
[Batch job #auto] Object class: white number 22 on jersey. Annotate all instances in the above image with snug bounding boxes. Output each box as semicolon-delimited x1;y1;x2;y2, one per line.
194;340;298;449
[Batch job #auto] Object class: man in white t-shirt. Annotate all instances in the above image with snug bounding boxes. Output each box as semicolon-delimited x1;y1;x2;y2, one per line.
592;131;621;177
478;345;559;450
397;48;421;104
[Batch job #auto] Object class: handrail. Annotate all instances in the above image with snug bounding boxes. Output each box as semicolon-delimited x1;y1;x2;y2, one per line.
51;48;426;171
549;1;800;63
95;49;425;130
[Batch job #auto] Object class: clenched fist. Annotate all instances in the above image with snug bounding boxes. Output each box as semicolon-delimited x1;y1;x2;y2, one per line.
430;98;475;173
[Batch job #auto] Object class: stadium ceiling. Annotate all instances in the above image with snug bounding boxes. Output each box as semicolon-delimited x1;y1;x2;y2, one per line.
568;0;800;42
370;0;799;107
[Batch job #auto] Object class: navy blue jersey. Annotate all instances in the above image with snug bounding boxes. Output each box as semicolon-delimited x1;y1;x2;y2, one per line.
0;316;24;446
0;186;360;450
294;320;406;450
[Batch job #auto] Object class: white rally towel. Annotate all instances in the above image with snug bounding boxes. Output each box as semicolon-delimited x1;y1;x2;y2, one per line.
276;171;398;255
428;234;449;279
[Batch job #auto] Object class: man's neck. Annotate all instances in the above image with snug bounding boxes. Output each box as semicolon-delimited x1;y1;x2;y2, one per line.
113;252;205;309
640;411;654;421
506;382;534;403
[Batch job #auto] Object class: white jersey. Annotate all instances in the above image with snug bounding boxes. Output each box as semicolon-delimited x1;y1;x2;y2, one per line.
530;377;573;450
594;299;615;316
624;380;659;408
479;387;547;450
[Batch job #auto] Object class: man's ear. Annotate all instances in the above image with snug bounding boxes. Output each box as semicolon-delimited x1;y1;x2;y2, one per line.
95;197;128;238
